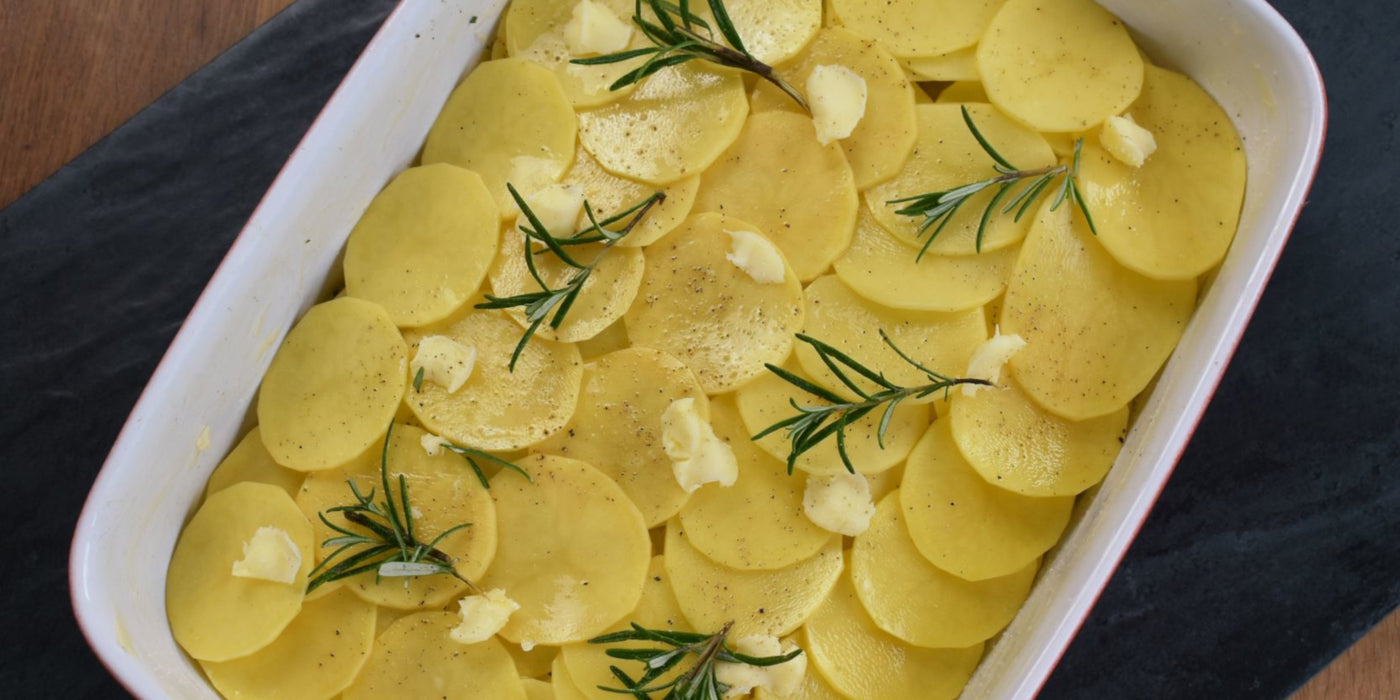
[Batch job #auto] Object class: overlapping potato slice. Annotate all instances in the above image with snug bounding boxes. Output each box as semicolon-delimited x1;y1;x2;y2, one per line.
524;678;555;700
805;572;984;699
201;588;376;700
936;81;988;104
866;103;1056;256
900;420;1072;581
952;378;1128;496
829;0;1000;59
1078;65;1247;279
293;424;498;609
204;427;304;498
625;213;804;394
508;642;559;679
505;0;646;107
344;164;500;327
481;454;651;646
423;58;577;213
795;275;986;401
258;297;406;471
561;146;699;247
576;318;630;359
754;662;846;700
693;111;857;281
578;63;748;185
552;654;592;700
405;309;583;451
903;47;979;82
1002;199;1196;420
721;0;822;65
978;0;1144;132
533;347;704;526
167;483;313;661
343;613;525;700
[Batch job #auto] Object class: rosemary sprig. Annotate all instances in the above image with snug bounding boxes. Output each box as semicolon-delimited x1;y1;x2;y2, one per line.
589;621;803;700
753;331;993;475
887;105;1100;260
412;366;426;392
435;438;533;490
569;0;808;112
475;185;665;371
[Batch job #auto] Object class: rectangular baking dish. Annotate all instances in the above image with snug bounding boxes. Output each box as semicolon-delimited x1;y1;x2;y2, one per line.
69;0;1325;697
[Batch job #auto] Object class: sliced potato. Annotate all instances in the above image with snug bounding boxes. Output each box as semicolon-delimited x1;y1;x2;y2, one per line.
576;318;630;359
343;613;525;700
903;47;980;82
561;146;699;248
204;427;303;499
754;661;847;700
508;642;559;679
505;0;646;107
524;678;556;700
722;0;822;65
258;297;406;471
936;81;988;104
828;0;1001;59
552;654;592;700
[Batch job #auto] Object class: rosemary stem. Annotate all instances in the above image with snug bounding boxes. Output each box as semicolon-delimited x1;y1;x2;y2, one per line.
341;510;457;567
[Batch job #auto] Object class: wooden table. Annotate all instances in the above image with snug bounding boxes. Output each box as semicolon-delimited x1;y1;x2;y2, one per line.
2;0;1394;697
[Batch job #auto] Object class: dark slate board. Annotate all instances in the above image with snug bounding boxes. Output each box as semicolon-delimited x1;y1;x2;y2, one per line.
0;0;1393;698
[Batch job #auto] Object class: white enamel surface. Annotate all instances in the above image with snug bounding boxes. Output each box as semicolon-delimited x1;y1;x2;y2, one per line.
69;0;1324;698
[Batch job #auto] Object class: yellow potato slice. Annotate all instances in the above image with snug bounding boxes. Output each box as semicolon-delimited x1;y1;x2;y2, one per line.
561;146;699;248
1079;65;1247;280
524;678;556;700
258;297;407;472
903;47;980;82
533;347;703;527
344;164;500;327
481;454;651;646
665;520;843;638
834;208;1016;313
552;654;592;700
423;58;577;213
1001;199;1196;420
721;0;822;65
679;397;832;570
978;0;1144;132
936;81;988;104
736;362;925;476
293;424;499;609
490;11;510;60
488;225;645;343
795;275;986;402
900;420;1072;581
405;309;583;451
754;659;846;700
624;213;805;394
509;642;559;679
693;111;857;281
805;572;984;700
204;427;304;499
576;318;631;359
951;378;1128;496
851;493;1037;647
201;588;376;700
505;0;646;108
866;103;1056;256
343;613;525;700
167;483;313;662
749;27;917;190
829;0;1002;59
578;62;748;185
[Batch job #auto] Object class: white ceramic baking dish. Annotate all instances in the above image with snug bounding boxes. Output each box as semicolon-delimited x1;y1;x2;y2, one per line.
69;0;1325;697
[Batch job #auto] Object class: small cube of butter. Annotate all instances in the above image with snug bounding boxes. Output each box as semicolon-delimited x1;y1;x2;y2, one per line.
724;230;787;284
802;472;876;536
962;327;1027;397
806;64;868;146
1099;113;1158;168
714;635;806;698
521;183;586;236
564;0;633;56
450;589;521;645
661;398;738;493
412;336;477;394
230;526;302;585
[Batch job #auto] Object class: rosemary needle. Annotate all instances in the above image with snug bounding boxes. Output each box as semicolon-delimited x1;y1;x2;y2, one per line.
589;621;803;700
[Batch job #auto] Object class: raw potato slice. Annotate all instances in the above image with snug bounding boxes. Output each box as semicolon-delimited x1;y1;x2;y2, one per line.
936;81;988;104
951;378;1128;496
678;397;833;570
900;420;1072;581
202;588;376;700
795;275;986;402
524;678;556;700
829;0;1002;58
423;58;577;213
533;347;705;527
481;454;651;646
166;483;313;662
736;362;925;476
978;0;1144;132
754;662;846;700
1001;199;1196;420
903;47;980;82
488;225;645;342
834;208;1016;313
344;164;500;327
693;111;858;281
343;614;525;700
851;494;1038;648
490;10;510;60
508;642;559;679
1078;65;1247;279
576;318;630;359
561;146;699;247
866;103;1056;256
805;572;984;700
258;297;407;471
405;310;583;451
749;27;917;190
719;0;821;65
578;62;748;185
204;427;303;498
293;424;499;609
625;214;804;394
505;0;645;107
552;654;592;700
665;520;843;638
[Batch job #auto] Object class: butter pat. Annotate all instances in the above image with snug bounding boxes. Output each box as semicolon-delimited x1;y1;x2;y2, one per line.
564;0;633;56
230;527;301;584
450;589;521;645
1099;113;1158;168
505;155;568;217
806;64;868;146
802;472;876;536
661;398;738;493
962;327;1027;397
714;635;806;698
421;432;453;457
521;183;586;235
724;230;787;284
412;335;477;394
